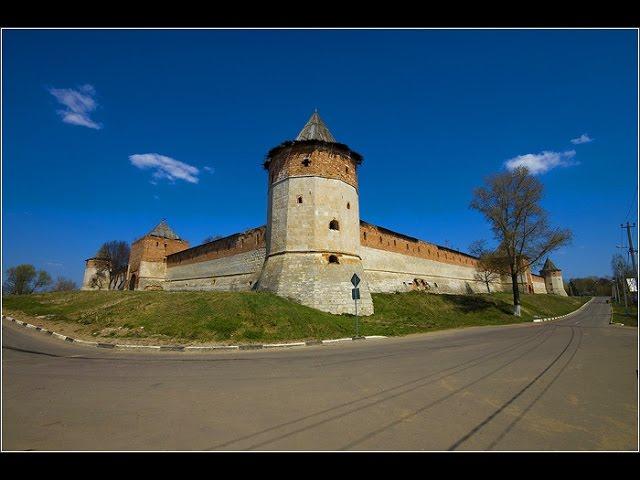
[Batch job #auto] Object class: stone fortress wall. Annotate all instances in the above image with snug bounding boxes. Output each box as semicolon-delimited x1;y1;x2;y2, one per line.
83;111;568;314
531;274;547;294
163;227;266;291
358;222;508;294
156;218;552;299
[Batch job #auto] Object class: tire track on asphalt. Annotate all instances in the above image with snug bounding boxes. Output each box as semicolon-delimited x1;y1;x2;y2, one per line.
447;326;578;450
485;327;584;450
210;325;555;450
338;325;560;451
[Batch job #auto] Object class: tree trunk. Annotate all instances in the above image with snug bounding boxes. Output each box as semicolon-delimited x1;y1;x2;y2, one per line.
486;280;491;293
511;271;521;316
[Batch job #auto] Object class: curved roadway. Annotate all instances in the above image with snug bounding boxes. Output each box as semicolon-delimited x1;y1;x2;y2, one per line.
2;297;637;450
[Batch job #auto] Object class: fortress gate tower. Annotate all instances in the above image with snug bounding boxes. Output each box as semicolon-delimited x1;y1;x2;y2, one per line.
256;111;375;315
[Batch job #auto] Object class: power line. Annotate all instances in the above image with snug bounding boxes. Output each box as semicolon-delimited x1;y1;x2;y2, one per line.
625;189;638;223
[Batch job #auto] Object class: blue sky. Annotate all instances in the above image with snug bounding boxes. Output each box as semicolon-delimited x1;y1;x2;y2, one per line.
2;29;638;286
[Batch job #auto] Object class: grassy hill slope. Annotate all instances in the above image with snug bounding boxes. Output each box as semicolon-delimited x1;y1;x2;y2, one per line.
2;290;589;344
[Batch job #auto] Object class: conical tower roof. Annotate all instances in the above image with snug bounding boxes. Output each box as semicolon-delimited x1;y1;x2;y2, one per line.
541;257;560;272
148;219;181;240
296;111;336;142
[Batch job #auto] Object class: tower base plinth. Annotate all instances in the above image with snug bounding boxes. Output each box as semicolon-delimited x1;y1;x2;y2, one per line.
257;252;374;316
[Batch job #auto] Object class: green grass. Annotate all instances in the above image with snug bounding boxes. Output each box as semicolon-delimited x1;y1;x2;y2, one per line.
611;301;638;327
2;290;590;344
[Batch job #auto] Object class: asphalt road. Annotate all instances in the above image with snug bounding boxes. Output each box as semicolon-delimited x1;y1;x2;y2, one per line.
2;297;637;451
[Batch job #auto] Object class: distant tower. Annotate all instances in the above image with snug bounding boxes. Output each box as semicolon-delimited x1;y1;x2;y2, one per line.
540;258;567;296
126;219;190;291
257;111;374;315
81;255;111;290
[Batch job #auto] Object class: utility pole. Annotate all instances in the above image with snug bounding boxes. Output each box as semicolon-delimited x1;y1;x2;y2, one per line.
622;222;638;275
620;276;629;313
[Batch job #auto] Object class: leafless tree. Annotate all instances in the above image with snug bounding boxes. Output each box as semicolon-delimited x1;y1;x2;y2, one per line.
470;166;572;315
611;253;635;302
202;234;223;245
89;270;108;289
95;241;130;290
51;276;78;292
469;240;506;293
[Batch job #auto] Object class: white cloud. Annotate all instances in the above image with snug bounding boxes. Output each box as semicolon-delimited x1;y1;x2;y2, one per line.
570;134;593;144
129;153;200;184
504;150;577;175
203;166;215;174
48;84;101;129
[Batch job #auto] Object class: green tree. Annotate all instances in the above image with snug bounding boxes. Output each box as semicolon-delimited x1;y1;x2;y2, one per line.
470;166;572;316
3;264;52;294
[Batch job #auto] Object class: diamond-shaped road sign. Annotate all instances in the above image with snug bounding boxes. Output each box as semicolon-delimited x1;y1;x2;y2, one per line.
351;273;361;287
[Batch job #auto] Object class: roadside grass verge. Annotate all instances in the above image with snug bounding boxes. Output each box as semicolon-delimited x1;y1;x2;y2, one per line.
2;290;590;344
611;301;638;327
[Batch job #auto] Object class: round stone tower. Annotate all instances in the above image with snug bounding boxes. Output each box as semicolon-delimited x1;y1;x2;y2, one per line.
256;111;374;315
540;257;567;296
81;257;111;290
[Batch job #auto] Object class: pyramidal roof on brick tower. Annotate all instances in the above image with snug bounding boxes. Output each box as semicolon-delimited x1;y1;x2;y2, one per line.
541;257;560;272
148;219;181;240
296;110;336;142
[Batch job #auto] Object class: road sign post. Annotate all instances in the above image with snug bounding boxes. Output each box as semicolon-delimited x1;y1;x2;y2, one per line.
351;274;363;340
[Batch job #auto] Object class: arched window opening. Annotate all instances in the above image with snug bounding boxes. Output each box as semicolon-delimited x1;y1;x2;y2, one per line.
297;196;303;204
329;220;340;231
328;255;339;264
345;166;349;174
302;158;311;167
346;202;350;210
363;232;367;240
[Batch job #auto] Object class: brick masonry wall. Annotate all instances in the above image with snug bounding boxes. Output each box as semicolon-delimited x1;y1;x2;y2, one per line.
268;146;360;190
359;222;480;270
167;226;266;267
129;236;190;274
